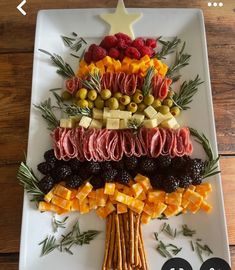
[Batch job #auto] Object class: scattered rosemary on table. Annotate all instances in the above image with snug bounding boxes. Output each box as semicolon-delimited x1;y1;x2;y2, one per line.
172;75;203;110
142;66;155;96
189;127;220;179
38;49;75;78
17;162;44;202
39;220;100;256
52;216;69;233
81;71;101;92
161;222;177;238
61;35;87;52
154;37;181;60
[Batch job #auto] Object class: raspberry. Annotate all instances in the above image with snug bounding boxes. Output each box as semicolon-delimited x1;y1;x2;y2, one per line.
146;38;157;48
88;44;98;52
100;35;118;49
115;33;132;45
92;46;107;62
84;51;92;64
117;39;129;50
138;46;154;57
132;37;145;50
125;47;141;59
108;48;120;59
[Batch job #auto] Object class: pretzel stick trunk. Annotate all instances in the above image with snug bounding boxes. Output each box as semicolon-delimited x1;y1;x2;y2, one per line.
107;213;116;269
123;213;130;268
115;213;122;270
129;209;134;266
139;221;148;270
102;214;112;270
134;214;140;267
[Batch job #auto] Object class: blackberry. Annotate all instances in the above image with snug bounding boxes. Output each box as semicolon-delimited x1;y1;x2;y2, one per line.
89;175;105;189
86;161;101;175
150;174;164;189
156;155;171;170
101;161;113;171
112;159;124;170
140;157;156;174
51;165;72;182
178;174;192;188
44;149;57;167
124;156;138;171
37;162;52;175
79;167;92;181
38;175;54;194
103;168;118;182
194;158;205;174
163;175;179;193
186;159;203;178
192;175;203;185
171;157;187;171
66;175;84;188
69;159;82;173
116;169;131;184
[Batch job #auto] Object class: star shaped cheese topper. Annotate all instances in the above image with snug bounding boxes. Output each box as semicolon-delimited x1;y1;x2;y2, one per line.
100;0;142;39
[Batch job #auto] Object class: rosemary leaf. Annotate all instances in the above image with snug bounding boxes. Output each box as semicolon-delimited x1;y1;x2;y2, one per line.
70;53;80;58
52;216;69;233
181;224;196;237
39;236;59;256
64;104;91;117
82;71;101;92
155;37;181;60
142;66;155;96
128;118;142;134
190;240;195;251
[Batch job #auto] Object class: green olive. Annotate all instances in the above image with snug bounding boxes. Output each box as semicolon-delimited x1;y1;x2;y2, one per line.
167;90;175;98
76;88;88;100
118;103;126;110
77;99;89;108
163;98;173;108
170;106;181;116
61;91;72;101
152;99;162;109
100;89;112;100
132;92;144;104
137;103;146;112
113;92;123;100
119;95;131;105
94;96;105;109
108;97;119;110
87;89;98;101
127;102;138;113
159;105;170;115
87;100;94;109
143;94;154;106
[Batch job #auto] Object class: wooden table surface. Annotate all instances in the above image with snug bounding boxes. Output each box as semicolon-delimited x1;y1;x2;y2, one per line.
0;0;234;269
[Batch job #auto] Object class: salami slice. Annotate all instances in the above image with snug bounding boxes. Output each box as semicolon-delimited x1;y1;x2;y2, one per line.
122;130;135;157
149;128;163;157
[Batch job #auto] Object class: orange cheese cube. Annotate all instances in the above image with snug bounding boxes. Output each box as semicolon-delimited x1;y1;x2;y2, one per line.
176;188;185;194
38;201;65;214
200;200;212;213
117;203;128;214
88;197;98;210
129;198;145;214
87;190;96;199
102;56;113;66
51;195;72;211
113;60;122;72
196;182;212;193
115;183;126;191
164;205;183;218
196;190;208;199
104;183;116;195
114;190;133;206
129;62;140;73
165;192;182;206
134;174;152;192
76;182;93;201
96;188;108;207
140;55;150;63
181;197;190;209
95;60;105;69
152;202;167;218
54;185;72;200
137;191;147;201
141;212;151;224
70;189;79;200
96;202;116;219
44;187;55;203
187;202;201;214
79;197;90;214
106;66;115;73
143;203;155;216
123;186;134;196
71;198;80;211
188;185;196;191
121;63;130;73
122;57;132;64
148;190;166;203
132;183;144;198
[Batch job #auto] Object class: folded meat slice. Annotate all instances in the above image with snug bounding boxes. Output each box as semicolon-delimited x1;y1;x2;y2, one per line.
149;128;164;158
122;130;135;157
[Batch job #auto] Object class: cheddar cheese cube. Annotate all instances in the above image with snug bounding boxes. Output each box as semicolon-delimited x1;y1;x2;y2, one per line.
96;188;108;207
148;190;166;203
88;197;98;210
114;190;134;206
51;195;72;211
117;203;128;214
164;205;183;218
143;203;155;217
71;198;80;211
129;198;145;214
44;187;55;203
79;197;90;214
132;183;144;198
104;183;116;195
152;202;167;218
134;174;152;192
96;202;116;219
76;182;93;202
200;200;212;213
165;192;182;206
141;212;151;224
54;185;72;200
137;191;147;201
38;201;65;214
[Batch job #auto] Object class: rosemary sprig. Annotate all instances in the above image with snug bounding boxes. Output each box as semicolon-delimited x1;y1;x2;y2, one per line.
142;66;155;96
64;104;91;117
39;49;75;78
172;75;203;110
154;37;181;60
52;216;69;233
156;241;173;258
169;244;182;255
61;35;87;52
181;224;196;237
194;241;213;262
166;42;191;81
39;236;58;256
17;162;44;202
82;71;101;92
161;223;177;238
61;36;75;47
34;98;60;130
128;119;143;134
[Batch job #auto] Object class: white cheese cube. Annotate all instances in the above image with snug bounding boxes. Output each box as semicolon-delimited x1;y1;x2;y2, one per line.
60;118;75;128
161;117;179;129
132;113;145;123
119;119;129;129
89;119;103;129
144;106;158;119
154;112;173;124
143;119;158;128
103;107;110;120
79;116;92;128
109;110;121;119
118;110;132;119
92;108;103;120
106;118;120;130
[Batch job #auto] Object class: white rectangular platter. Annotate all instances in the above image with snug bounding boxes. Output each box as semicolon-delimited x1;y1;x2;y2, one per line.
19;8;230;270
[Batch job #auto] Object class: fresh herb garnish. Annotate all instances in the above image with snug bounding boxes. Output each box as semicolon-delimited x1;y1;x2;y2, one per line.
127;118;143;134
64;104;91;117
38;49;75;78
166;42;191;81
172;75;203;110
142;66;155;96
52;216;69;233
181;224;196;237
161;223;177;238
34;98;60;131
156;241;173;258
61;35;87;52
82;71;101;92
17;162;44;202
155;37;181;60
39;221;100;256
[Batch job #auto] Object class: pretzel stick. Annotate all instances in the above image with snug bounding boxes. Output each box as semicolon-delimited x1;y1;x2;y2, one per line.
134;214;140;267
123;213;130;267
113;235;118;269
120;214;127;270
115;213;122;270
107;213;116;269
139;223;148;270
102;214;112;270
129;210;134;265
